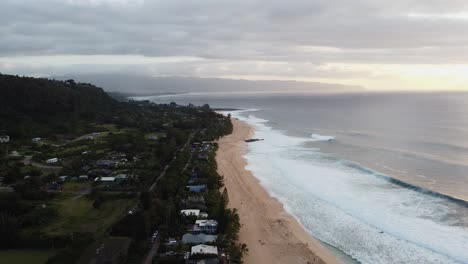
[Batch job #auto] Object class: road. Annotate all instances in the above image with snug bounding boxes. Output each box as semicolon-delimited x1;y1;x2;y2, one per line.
142;132;195;264
142;237;160;264
148;132;195;192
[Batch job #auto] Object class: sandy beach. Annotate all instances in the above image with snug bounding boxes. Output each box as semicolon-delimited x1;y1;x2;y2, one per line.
216;118;339;264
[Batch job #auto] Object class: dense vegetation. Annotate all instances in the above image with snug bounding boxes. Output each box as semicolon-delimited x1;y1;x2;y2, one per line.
0;74;242;263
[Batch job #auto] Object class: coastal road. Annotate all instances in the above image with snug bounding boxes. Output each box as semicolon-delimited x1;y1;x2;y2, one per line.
148;132;195;192
142;237;160;264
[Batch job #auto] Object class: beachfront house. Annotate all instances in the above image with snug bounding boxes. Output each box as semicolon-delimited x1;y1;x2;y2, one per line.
182;233;217;244
187;185;207;193
181;209;201;217
0;135;10;143
194;220;218;234
191;244;218;256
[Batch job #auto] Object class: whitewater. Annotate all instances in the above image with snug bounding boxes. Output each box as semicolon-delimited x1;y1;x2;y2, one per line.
233;111;468;264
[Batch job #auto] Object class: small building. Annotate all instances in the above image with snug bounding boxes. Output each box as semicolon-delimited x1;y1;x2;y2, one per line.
58;176;68;182
194;220;218;234
94;175;128;185
0;135;10;143
187;185;207;193
191;244;218;256
78;175;89;181
165;238;178;246
94;176;116;183
46;158;58;164
10;151;21;157
182;233;217;244
181;209;200;217
194;259;220;264
32;137;42;143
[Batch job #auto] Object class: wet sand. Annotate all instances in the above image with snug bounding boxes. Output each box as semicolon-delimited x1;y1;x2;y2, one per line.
216;118;339;264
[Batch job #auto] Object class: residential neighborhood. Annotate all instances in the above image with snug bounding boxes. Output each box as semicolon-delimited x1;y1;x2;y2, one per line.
0;74;243;264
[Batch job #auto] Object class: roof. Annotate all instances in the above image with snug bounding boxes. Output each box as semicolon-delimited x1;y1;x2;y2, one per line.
181;209;200;216
94;177;115;182
187;185;207;192
191;244;218;255
196;259;219;264
195;220;218;227
182;233;217;244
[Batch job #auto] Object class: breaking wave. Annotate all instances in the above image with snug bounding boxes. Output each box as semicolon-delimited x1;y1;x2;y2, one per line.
230;110;468;264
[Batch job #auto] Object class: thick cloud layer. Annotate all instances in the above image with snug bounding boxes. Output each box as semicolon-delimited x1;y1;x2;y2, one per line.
1;0;468;90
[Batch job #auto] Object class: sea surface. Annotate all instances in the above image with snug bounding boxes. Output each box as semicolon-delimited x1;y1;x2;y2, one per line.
137;92;468;264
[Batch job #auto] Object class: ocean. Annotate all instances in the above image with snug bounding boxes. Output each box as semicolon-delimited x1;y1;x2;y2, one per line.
137;92;468;264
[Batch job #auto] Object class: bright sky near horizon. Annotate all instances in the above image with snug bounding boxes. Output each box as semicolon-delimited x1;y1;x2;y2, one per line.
1;0;468;91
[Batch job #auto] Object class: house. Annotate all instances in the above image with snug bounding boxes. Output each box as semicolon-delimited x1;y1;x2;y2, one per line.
0;135;9;143
193;259;219;264
46;158;58;164
165;238;178;246
32;137;42;143
78;175;89;181
194;220;218;234
191;244;218;256
58;176;68;182
181;209;200;217
94;175;127;185
94;176;116;183
187;185;207;193
182;233;217;244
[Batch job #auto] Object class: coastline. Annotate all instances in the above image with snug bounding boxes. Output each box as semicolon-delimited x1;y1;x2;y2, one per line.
216;118;339;264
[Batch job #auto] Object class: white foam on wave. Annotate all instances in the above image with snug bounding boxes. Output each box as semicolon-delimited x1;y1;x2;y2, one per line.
230;111;468;264
311;133;336;141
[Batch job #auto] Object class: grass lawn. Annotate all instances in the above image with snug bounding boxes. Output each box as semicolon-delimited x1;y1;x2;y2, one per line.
0;249;56;264
43;194;135;238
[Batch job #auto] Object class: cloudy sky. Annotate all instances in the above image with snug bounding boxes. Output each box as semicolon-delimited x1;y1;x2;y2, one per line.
1;0;468;91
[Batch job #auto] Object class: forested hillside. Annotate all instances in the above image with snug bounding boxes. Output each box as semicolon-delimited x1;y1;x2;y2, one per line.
0;74;117;138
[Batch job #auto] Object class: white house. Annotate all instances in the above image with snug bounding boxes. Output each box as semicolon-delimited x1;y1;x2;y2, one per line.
194;220;218;234
0;135;10;143
46;158;58;164
181;209;200;217
94;176;116;183
191;244;218;256
58;176;68;182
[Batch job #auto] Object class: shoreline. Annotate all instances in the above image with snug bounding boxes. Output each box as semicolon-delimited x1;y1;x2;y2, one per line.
216;118;339;264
